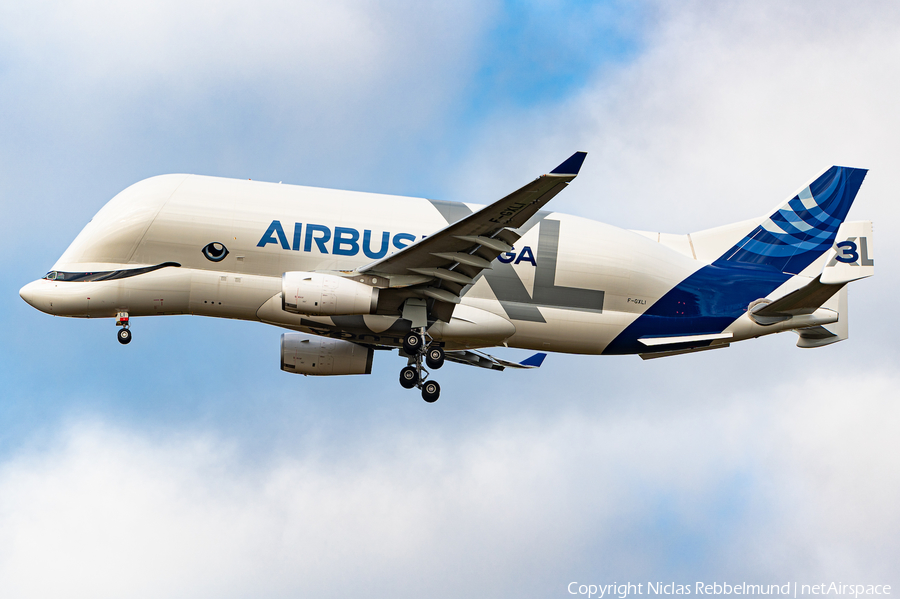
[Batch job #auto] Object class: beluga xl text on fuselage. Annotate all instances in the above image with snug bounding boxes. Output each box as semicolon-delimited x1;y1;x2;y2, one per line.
19;153;874;402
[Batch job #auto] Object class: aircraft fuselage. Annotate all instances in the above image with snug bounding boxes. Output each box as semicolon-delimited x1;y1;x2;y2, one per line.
19;172;844;356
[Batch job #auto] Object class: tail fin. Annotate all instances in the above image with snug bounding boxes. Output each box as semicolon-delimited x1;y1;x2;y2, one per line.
715;166;867;274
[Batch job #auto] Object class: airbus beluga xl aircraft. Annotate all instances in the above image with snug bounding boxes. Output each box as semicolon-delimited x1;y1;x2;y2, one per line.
19;153;874;402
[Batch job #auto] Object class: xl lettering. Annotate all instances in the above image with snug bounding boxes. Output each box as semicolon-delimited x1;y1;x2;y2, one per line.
482;219;605;323
835;240;859;264
828;236;874;266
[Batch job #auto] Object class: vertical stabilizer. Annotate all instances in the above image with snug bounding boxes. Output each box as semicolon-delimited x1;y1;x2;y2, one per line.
715;166;867;274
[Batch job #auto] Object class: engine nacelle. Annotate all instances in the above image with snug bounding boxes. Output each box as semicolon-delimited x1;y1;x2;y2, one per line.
282;271;378;316
281;333;373;376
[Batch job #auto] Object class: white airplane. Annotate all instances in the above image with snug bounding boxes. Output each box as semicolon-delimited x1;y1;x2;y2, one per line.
19;153;874;402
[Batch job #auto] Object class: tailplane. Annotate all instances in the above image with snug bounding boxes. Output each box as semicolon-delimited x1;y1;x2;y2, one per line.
745;218;874;348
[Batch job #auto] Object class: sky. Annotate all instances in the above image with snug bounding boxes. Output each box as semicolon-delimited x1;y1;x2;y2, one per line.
1;0;898;597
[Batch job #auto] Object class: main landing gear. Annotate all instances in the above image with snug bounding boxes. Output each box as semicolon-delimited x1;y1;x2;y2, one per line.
399;328;445;403
116;311;132;345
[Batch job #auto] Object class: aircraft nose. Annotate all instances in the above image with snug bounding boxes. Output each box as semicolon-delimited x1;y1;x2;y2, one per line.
19;281;36;304
19;280;53;314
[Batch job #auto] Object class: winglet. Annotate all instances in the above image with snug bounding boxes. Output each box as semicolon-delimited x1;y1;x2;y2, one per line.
550;151;587;176
519;352;547;368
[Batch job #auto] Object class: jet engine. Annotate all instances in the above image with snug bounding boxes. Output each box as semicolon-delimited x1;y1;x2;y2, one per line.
280;333;373;376
282;272;378;316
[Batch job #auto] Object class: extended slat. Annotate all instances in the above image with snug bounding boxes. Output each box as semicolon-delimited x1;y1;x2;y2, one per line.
430;252;493;269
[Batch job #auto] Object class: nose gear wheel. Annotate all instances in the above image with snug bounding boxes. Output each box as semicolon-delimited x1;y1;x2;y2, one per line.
117;327;132;344
116;312;132;345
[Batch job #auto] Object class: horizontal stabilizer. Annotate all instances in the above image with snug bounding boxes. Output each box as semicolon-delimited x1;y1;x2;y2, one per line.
795;286;848;348
748;280;848;347
749;276;843;323
795;325;840;348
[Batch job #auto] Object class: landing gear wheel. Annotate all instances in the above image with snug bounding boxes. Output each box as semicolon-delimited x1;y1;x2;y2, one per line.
117;328;132;345
422;380;440;403
399;366;419;389
403;333;423;355
425;346;445;369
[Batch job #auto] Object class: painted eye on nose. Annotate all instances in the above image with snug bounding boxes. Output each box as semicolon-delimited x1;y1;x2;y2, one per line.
202;242;229;262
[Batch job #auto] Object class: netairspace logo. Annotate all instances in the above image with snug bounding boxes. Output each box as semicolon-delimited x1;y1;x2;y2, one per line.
566;582;893;598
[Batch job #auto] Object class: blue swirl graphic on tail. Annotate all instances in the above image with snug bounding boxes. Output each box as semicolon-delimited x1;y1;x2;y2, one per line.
603;165;867;355
715;166;867;274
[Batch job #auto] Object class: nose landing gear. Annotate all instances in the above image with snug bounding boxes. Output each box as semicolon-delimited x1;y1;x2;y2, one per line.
116;312;132;345
398;327;443;402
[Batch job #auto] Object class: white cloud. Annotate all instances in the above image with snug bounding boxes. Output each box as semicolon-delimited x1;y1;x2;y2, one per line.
0;0;494;253
449;0;897;376
2;1;899;592
455;0;900;237
0;0;492;174
0;0;483;92
0;367;897;598
752;373;900;578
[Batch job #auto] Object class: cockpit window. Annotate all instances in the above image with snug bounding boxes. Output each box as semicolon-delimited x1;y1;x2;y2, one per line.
40;262;180;283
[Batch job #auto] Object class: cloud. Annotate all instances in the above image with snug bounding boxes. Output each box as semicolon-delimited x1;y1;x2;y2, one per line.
2;1;899;593
454;0;900;236
0;0;486;96
0;0;494;217
448;0;897;373
0;366;897;598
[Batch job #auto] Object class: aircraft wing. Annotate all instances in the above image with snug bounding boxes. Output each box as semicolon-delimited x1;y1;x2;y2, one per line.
361;152;585;277
359;152;586;317
443;350;547;371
